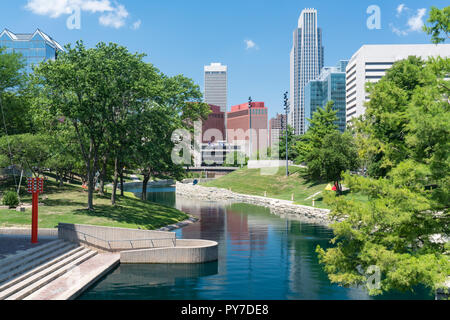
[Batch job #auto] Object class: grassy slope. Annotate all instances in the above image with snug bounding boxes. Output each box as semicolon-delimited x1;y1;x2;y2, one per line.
202;166;329;208
0;176;188;230
202;166;367;209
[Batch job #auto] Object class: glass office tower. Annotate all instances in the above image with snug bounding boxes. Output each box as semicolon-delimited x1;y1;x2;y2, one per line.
304;60;348;133
0;29;64;73
289;8;324;135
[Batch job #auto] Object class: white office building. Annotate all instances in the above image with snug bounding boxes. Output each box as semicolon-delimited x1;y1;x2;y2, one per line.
346;44;450;124
204;63;228;113
289;8;324;135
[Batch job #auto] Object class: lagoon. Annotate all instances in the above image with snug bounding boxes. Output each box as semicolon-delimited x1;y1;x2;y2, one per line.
79;186;432;300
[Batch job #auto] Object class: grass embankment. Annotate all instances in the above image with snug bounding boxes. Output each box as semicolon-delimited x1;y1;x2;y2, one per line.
0;176;188;230
202;166;367;209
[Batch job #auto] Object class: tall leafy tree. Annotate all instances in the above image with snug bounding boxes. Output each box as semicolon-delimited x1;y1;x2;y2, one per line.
0;48;31;137
306;132;359;192
354;56;433;177
132;75;209;200
34;41;115;210
294;101;338;164
423;6;450;44
0;134;51;178
276;125;298;161
318;56;450;296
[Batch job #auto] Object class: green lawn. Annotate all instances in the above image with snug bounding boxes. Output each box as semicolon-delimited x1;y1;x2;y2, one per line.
202;166;367;209
0;177;188;230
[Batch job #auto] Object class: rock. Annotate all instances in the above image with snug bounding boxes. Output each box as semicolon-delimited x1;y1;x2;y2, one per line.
175;181;331;226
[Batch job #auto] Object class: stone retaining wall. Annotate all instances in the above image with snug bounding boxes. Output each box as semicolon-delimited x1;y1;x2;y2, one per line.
176;182;331;226
120;239;218;264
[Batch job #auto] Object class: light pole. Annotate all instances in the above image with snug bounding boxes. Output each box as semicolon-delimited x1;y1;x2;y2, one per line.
248;97;253;159
284;92;289;177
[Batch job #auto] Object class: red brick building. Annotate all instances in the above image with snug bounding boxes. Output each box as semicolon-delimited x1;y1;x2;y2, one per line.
202;104;225;143
227;102;268;156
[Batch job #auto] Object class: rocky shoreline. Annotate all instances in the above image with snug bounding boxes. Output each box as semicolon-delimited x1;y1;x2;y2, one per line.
175;182;332;226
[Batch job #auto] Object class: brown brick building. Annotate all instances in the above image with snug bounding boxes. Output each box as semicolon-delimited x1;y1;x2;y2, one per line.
227;102;268;156
202;104;225;143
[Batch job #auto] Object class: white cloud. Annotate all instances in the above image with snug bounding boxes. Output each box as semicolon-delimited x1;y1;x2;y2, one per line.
25;0;130;29
25;0;113;17
99;4;128;29
396;4;407;17
244;39;258;50
131;19;141;30
407;8;427;31
390;23;408;36
391;7;427;36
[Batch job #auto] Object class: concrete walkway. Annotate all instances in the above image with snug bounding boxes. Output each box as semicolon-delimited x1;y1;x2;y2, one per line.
0;234;57;260
24;253;120;300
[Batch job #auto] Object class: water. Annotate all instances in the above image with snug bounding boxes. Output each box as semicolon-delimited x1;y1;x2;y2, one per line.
79;185;433;300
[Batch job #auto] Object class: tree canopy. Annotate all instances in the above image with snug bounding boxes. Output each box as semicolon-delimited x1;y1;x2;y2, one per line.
318;56;450;296
423;6;450;44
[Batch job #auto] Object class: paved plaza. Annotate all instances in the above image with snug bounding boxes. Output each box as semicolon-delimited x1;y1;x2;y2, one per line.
0;235;57;260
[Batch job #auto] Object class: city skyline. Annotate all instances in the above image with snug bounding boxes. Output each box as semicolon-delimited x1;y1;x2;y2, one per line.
0;0;447;120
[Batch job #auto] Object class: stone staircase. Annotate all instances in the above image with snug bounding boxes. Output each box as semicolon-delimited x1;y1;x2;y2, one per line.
0;239;97;300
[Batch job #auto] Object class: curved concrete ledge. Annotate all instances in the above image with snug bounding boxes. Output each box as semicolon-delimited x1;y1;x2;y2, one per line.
120;239;218;264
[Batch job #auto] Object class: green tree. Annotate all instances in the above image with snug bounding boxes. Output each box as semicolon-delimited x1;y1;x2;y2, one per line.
355;56;436;178
276;125;298;161
0;48;32;137
132;105;184;200
423;6;450;44
0;134;51;177
293;101;339;164
306;132;359;193
318;56;450;296
317;165;449;296
0;47;25;93
34;41;116;210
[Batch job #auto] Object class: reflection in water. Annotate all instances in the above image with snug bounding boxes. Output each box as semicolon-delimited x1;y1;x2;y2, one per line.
81;263;218;300
79;186;434;300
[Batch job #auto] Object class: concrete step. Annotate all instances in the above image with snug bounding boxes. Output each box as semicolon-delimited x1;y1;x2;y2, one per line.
0;245;83;292
0;241;74;285
25;253;120;300
0;239;61;270
2;248;98;300
0;240;69;277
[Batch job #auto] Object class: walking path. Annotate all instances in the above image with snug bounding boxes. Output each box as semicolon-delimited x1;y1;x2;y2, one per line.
24;253;120;300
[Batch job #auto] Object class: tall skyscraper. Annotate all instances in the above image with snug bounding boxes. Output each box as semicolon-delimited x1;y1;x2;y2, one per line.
204;63;228;113
0;29;64;73
346;44;450;125
289;8;324;135
304;60;348;133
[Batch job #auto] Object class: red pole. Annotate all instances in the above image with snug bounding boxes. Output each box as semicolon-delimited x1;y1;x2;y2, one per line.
31;192;38;244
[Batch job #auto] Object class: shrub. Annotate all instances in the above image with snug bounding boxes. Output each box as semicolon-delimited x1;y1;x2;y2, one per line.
2;191;19;208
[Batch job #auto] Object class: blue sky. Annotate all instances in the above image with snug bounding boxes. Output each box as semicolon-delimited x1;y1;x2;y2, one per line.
0;0;447;118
